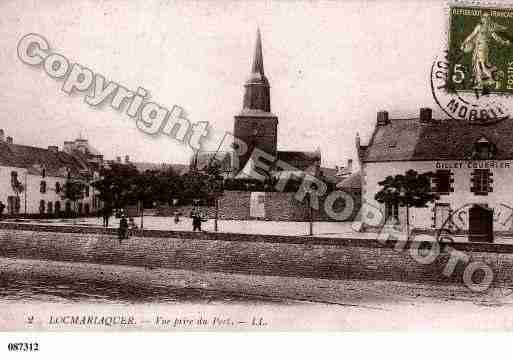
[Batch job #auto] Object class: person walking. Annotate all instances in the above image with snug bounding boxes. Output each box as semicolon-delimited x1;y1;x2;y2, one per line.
118;214;129;243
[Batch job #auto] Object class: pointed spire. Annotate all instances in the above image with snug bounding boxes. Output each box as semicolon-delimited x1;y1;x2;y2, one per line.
251;28;265;76
243;28;271;112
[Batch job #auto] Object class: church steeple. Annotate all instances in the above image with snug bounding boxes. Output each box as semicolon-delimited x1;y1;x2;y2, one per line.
234;29;278;174
243;28;271;112
251;29;265;76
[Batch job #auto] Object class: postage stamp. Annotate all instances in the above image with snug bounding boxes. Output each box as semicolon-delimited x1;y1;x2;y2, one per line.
431;4;513;123
447;6;513;95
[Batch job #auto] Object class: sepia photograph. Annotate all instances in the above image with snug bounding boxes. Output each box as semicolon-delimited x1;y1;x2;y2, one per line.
2;1;513;351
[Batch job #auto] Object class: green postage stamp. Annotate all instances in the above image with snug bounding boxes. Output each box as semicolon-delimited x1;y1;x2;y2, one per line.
448;6;513;94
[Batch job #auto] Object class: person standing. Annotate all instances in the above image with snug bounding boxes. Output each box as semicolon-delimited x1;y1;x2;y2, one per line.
191;208;202;232
119;214;128;243
174;210;181;224
102;205;112;228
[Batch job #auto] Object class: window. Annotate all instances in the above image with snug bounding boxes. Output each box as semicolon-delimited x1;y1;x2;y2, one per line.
39;200;45;214
40;181;46;194
385;201;399;224
432;170;453;194
54;201;61;215
85;186;90;197
47;201;53;214
55;182;61;193
42;168;46;178
434;203;450;228
471;169;493;195
10;171;18;186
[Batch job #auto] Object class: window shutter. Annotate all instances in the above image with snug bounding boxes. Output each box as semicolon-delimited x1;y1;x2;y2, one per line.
470;170;476;193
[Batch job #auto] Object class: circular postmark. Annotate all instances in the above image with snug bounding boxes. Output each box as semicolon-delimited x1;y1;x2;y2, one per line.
431;52;512;124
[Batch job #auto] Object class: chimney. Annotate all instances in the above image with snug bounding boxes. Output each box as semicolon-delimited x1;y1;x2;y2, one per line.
6;136;13;144
347;159;353;173
420;107;432;124
63;141;74;153
0;129;4;142
376;111;389;126
96;154;104;167
125;155;130;163
48;145;59;153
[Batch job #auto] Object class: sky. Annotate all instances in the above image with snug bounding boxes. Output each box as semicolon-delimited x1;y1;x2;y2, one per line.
0;0;457;168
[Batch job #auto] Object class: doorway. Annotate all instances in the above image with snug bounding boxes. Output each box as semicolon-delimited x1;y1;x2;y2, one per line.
468;204;494;243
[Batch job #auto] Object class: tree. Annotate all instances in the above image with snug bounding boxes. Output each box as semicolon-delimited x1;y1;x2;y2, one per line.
62;179;86;217
181;169;211;204
152;166;182;206
374;170;439;238
92;162;140;210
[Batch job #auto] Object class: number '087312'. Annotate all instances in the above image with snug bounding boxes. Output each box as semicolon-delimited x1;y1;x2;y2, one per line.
7;342;39;352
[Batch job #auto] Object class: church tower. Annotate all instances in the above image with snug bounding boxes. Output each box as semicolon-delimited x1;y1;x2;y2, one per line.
233;29;278;174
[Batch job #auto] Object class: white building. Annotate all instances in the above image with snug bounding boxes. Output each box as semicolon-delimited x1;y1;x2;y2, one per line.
0;130;103;216
358;108;513;242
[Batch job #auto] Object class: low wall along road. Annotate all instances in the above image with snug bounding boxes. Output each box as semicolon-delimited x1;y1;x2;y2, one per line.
0;222;513;290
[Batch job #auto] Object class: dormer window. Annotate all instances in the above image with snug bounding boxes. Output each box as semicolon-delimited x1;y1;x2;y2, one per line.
472;136;496;160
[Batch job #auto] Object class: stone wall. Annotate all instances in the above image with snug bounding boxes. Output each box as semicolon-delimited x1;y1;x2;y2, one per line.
218;190;361;222
218;191;251;220
1;223;513;288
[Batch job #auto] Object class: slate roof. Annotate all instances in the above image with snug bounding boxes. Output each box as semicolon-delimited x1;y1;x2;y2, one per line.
132;162;189;175
0;141;89;177
361;118;513;162
276;151;320;171
337;171;362;191
192;152;233;173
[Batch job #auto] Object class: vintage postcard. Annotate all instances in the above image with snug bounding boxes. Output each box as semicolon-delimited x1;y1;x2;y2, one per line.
3;0;513;346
